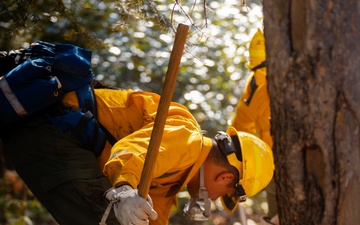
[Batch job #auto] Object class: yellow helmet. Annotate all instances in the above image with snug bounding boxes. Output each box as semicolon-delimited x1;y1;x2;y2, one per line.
216;126;274;213
247;28;266;69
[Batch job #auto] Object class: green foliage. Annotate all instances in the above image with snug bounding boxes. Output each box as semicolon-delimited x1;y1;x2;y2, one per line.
0;0;266;224
0;0;264;134
0;172;58;225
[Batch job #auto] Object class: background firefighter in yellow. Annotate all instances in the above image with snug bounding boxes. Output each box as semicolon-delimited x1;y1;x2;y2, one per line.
231;28;279;224
7;85;275;225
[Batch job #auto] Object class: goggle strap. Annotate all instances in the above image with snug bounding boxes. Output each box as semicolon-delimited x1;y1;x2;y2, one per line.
236;183;247;202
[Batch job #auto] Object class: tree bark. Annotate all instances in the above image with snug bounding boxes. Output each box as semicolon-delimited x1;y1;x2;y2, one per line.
263;1;360;225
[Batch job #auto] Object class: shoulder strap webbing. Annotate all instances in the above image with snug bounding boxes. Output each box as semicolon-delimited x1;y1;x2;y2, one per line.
244;61;266;106
251;61;266;71
99;123;117;146
76;83;117;147
244;76;258;106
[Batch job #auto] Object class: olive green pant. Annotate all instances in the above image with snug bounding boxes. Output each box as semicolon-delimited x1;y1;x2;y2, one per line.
6;115;119;225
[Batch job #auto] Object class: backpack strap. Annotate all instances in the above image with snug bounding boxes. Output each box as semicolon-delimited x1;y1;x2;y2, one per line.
251;61;266;71
98;123;117;146
76;84;97;116
244;61;266;106
244;76;258;106
72;110;104;156
76;83;118;147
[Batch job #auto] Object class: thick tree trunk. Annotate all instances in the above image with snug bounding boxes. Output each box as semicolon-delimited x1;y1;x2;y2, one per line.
263;1;360;225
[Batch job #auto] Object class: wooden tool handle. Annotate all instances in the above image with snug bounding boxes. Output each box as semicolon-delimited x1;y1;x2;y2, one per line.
138;23;190;198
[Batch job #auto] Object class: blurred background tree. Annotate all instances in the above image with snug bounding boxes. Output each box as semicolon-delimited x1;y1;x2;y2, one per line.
0;0;267;224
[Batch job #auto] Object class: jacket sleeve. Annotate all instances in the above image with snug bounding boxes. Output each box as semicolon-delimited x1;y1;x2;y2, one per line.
103;112;203;189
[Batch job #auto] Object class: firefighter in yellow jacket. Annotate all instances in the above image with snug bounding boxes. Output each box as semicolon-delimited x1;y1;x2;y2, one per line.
231;28;278;224
232;28;271;147
7;87;274;225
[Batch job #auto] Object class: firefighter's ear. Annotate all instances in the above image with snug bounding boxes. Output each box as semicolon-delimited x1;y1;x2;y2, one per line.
215;172;234;184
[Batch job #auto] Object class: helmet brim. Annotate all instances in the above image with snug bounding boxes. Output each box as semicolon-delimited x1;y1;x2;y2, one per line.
220;195;239;213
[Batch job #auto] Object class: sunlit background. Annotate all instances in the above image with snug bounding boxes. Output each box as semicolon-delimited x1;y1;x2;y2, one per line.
0;0;268;224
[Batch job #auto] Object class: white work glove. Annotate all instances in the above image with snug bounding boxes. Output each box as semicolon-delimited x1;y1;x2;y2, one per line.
105;185;158;225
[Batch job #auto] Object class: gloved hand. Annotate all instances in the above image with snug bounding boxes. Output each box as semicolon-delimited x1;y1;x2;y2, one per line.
105;185;158;225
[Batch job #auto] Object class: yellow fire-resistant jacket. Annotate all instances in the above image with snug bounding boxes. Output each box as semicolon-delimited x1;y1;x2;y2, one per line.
62;88;213;225
231;69;273;148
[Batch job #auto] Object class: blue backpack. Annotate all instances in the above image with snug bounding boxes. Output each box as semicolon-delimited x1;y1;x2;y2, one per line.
0;41;116;156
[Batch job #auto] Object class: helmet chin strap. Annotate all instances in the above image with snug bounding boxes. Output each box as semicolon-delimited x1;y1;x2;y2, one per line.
199;164;211;215
183;164;211;221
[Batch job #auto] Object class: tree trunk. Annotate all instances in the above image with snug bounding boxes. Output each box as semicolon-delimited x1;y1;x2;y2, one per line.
263;1;360;225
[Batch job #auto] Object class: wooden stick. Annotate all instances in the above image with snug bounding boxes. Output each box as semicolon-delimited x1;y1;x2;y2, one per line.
138;23;190;198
